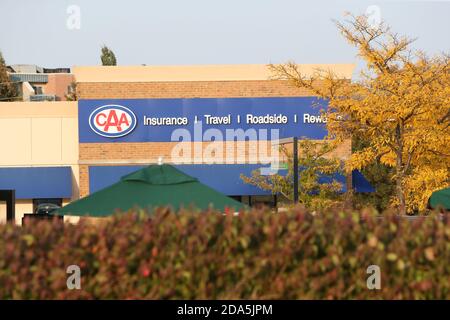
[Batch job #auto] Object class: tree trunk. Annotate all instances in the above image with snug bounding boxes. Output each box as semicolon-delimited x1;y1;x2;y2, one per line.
396;174;406;215
344;171;354;210
395;123;406;215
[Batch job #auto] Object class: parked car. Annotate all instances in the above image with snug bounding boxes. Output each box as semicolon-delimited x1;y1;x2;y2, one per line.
22;203;63;225
35;203;61;215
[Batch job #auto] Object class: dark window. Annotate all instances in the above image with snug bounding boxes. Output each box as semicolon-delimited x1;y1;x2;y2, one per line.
228;195;277;208
33;86;43;94
229;195;242;202
248;195;277;208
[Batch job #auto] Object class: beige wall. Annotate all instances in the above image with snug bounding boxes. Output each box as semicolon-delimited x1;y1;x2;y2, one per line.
0;102;78;165
0;200;33;225
0;102;79;224
73;64;355;82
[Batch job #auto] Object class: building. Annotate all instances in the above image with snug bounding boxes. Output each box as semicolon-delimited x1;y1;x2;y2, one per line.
0;64;372;224
7;64;74;101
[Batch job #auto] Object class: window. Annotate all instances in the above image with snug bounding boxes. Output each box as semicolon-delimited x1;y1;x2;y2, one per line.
229;195;242;202
248;195;277;208
33;86;43;94
229;195;277;208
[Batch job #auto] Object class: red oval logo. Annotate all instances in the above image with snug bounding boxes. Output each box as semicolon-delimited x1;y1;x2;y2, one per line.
89;105;137;138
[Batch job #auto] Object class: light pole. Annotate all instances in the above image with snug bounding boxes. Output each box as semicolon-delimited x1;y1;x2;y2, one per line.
271;137;299;204
293;137;299;203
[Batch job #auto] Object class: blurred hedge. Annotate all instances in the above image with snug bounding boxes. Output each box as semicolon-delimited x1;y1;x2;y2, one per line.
0;207;449;299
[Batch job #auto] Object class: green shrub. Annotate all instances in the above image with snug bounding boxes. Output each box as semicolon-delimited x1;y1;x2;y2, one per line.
0;207;448;299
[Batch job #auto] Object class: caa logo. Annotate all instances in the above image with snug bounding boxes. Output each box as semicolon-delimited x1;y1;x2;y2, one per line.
89;105;137;138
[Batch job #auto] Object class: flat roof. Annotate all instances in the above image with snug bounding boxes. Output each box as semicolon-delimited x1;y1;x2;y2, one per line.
72;64;355;83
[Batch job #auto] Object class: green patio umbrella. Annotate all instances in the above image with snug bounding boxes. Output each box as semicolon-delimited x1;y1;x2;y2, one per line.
428;187;450;211
54;164;245;217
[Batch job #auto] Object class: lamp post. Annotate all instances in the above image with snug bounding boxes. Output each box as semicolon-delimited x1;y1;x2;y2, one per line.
293;137;299;203
271;137;299;204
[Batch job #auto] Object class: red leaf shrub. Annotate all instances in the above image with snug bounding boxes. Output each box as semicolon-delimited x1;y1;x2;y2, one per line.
0;207;448;299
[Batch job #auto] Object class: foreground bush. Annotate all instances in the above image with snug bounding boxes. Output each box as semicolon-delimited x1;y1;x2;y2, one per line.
0;207;449;299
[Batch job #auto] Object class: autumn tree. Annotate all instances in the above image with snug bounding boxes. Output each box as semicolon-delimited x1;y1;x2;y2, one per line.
100;45;117;66
270;14;450;214
241;139;343;211
351;134;396;212
0;51;17;101
65;82;77;101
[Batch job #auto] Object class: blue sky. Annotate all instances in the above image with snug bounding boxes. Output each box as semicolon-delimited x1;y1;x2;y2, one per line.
1;0;449;68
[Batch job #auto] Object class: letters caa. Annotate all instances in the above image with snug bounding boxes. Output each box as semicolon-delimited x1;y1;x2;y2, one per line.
89;105;137;138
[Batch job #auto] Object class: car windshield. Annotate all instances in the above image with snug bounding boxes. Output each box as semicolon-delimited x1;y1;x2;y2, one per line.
35;203;60;213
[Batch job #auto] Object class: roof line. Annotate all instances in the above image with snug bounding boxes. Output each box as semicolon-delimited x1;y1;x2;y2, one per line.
73;63;356;83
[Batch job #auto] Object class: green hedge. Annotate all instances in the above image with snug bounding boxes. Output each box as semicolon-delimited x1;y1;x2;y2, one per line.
0;208;449;299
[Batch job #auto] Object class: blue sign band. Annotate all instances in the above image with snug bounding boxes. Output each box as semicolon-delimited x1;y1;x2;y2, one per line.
79;97;328;143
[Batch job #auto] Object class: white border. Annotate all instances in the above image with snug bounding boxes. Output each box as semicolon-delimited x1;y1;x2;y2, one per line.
88;104;137;138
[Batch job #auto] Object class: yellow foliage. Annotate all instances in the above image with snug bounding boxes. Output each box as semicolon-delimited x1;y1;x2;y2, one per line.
270;14;450;214
401;167;449;212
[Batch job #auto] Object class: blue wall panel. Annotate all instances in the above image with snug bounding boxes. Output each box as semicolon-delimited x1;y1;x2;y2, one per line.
89;164;270;196
0;167;72;199
89;164;374;196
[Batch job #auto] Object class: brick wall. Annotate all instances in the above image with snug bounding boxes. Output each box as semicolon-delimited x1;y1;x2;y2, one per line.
77;79;351;197
44;74;74;101
77;80;314;99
